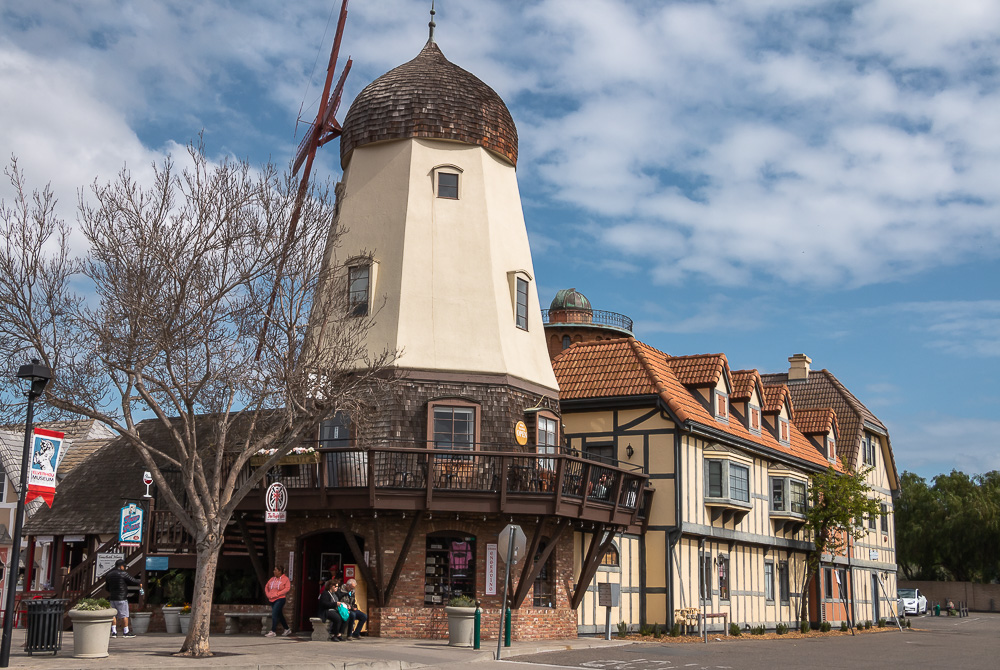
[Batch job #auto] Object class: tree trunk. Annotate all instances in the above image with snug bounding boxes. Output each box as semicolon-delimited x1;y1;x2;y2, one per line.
178;538;224;657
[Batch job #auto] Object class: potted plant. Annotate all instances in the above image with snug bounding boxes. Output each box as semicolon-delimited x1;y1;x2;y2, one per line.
444;596;477;647
68;598;116;658
178;604;192;634
161;600;185;634
129;605;152;635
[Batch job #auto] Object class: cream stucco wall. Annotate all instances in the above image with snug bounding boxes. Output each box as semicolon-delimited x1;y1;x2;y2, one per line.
330;138;557;392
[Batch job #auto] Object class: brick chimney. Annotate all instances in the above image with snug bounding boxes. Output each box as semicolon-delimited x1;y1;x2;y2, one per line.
788;354;812;380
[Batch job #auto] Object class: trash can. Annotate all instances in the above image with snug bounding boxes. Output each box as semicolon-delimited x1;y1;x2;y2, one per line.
934;603;940;617
25;599;67;655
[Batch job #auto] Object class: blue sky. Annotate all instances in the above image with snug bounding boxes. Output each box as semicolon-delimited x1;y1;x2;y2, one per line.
2;0;998;480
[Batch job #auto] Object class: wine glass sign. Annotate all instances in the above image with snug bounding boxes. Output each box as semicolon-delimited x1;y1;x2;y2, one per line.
142;471;153;498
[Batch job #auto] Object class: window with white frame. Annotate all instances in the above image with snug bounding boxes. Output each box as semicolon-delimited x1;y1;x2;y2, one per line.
431;405;476;450
536;414;558;469
880;502;888;533
437;171;459;199
348;264;370;317
771;477;786;512
515;277;529;330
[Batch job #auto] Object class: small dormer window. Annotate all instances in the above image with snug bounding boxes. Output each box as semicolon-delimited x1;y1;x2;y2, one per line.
828;437;836;461
749;405;761;434
778;417;790;445
715;391;729;421
431;164;462;200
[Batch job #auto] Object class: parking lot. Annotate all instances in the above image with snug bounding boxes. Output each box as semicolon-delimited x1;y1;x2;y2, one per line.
505;614;1000;670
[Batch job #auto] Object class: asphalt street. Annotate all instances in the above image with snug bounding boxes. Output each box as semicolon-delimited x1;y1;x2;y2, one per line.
502;614;1000;670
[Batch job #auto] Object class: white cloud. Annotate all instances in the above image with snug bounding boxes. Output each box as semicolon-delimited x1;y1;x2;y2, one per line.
892;413;1000;476
887;300;1000;357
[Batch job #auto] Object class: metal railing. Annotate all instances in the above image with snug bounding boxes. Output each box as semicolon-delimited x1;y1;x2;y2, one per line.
541;309;633;333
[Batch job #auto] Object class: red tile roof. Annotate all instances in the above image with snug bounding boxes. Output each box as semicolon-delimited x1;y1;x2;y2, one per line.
731;369;763;401
794;408;839;437
761;369;897;485
761;383;793;417
665;353;730;387
553;338;837;471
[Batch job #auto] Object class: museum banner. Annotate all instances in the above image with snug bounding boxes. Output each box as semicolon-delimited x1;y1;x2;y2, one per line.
26;428;64;507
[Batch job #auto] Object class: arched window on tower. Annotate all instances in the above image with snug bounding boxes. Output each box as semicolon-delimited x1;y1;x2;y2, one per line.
562;335;571;349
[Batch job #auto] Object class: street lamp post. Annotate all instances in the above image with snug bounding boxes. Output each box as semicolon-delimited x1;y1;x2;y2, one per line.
0;360;51;668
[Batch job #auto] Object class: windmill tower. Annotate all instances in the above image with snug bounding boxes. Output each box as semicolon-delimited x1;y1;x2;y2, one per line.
323;8;559;446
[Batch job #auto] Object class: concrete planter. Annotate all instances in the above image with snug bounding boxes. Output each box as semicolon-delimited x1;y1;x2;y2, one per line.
444;606;476;647
68;608;116;658
130;611;151;635
179;613;192;635
161;606;183;634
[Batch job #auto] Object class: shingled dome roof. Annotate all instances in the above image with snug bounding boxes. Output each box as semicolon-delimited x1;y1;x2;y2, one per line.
340;41;518;168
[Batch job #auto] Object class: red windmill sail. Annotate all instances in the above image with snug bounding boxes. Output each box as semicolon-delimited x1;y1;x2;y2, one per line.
256;0;353;361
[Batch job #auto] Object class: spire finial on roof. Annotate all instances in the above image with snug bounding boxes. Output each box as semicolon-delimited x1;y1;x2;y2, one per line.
428;0;436;42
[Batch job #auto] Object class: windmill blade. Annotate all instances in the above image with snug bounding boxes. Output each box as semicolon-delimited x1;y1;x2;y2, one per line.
292;121;321;174
322;58;353;133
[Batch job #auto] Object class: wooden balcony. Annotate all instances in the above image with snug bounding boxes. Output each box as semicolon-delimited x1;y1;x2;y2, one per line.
233;444;651;532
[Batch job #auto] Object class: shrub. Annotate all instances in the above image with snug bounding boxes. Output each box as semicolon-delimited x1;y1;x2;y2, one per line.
776;623;788;635
905;618;912;628
617;621;629;638
72;598;111;611
670;623;681;637
448;595;476;608
728;622;742;637
864;620;872;630
878;618;886;628
639;623;654;636
840;621;848;631
751;625;766;636
652;623;662;639
820;621;831;632
800;620;810;634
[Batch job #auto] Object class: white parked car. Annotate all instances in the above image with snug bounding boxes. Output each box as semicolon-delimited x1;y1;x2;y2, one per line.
898;588;927;615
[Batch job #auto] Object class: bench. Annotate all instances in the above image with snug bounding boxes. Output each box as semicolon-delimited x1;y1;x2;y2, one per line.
699;612;729;636
309;617;332;641
223;612;271;635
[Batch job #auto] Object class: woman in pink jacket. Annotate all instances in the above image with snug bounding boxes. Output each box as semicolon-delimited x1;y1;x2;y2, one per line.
265;565;292;637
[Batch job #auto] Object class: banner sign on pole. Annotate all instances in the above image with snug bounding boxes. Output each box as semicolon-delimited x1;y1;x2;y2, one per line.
265;482;287;523
119;503;144;548
26;428;64;507
486;544;498;595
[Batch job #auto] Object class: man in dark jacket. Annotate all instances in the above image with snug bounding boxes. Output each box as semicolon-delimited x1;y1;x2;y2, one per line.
336;578;367;639
106;559;143;638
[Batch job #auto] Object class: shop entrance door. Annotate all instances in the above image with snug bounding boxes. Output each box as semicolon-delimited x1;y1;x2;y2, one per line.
298;531;363;626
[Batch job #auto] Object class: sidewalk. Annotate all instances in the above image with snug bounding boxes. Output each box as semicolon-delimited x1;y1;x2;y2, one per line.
3;630;631;670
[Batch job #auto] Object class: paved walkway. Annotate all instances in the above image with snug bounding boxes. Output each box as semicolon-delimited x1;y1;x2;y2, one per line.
3;630;629;670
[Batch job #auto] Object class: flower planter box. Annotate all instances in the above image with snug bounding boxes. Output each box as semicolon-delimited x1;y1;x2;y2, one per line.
68;608;116;658
250;453;319;467
179;612;191;634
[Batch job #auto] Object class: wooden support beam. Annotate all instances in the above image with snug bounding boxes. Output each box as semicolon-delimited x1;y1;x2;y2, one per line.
237;513;268;588
384;512;422;605
570;525;618;610
372;513;386;607
512;519;547;607
335;510;383;607
513;518;570;608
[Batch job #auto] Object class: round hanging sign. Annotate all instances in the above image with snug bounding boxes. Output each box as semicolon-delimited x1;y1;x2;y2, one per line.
265;482;287;523
514;420;528;446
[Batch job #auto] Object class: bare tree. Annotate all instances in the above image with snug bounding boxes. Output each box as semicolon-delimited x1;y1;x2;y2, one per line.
0;146;394;656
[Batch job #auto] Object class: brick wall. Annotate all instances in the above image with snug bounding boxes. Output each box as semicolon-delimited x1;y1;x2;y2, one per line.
900;580;1000;612
273;513;578;639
